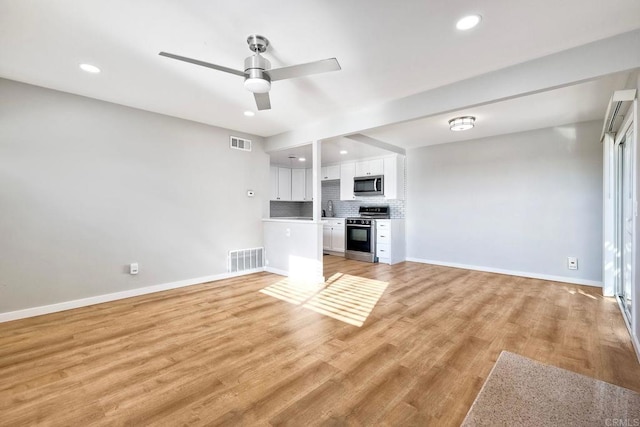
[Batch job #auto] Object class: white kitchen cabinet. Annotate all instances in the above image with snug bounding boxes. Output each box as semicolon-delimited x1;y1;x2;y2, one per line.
323;219;345;253
291;169;306;201
332;221;345;252
383;155;405;200
321;165;340;181
355;158;384;177
375;219;405;264
271;167;292;201
269;166;279;200
271;167;313;201
340;162;356;200
322;226;332;251
305;168;313;201
278;168;292;201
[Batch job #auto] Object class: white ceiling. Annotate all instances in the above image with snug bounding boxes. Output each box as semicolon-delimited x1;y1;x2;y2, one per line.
269;137;394;168
1;1;639;149
363;71;634;149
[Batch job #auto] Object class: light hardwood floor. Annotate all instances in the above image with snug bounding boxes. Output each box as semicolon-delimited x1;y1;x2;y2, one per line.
1;256;639;426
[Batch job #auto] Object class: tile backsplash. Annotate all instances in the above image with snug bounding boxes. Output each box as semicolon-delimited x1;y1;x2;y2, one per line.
269;181;405;219
270;201;312;217
321;181;405;218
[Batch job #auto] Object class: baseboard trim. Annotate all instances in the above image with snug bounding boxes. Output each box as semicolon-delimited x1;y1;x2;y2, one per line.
405;258;603;287
265;267;289;277
0;268;265;323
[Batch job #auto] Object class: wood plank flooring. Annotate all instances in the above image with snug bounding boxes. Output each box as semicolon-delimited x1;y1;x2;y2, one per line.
1;256;639;426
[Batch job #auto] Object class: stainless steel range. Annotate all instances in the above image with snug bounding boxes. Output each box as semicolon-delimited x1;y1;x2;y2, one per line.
345;205;390;263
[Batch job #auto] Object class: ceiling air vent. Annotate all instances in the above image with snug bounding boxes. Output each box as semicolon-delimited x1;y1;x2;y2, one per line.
230;136;252;152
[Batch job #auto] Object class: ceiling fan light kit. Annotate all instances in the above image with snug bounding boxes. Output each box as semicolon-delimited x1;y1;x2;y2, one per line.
159;34;340;111
449;116;475;131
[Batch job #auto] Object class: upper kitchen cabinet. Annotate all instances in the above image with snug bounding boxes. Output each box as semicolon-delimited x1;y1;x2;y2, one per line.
270;165;313;201
270;166;293;201
305;168;313;201
269;166;279;200
278;168;292;201
321;165;340;181
383;154;405;200
340;162;356;200
355;159;384;177
269;144;314;201
291;169;306;201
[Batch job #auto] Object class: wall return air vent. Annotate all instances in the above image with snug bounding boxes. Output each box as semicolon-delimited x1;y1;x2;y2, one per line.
230;136;252;152
228;247;264;273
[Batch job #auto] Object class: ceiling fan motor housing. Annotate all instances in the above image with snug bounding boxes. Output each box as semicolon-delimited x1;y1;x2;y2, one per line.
244;54;271;93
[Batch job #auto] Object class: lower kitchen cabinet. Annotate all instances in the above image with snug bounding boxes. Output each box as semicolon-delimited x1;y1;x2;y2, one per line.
375;219;405;264
323;219;345;253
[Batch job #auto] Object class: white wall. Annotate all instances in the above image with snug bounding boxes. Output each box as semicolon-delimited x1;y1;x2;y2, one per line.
406;120;603;284
263;220;324;282
0;79;269;313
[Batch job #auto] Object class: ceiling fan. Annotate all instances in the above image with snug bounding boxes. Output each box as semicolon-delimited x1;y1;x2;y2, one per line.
159;35;341;111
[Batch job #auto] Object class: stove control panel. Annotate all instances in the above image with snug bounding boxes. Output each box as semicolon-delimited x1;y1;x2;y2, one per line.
347;218;373;226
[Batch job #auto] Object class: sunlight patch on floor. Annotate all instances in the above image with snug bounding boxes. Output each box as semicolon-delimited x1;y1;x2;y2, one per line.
259;272;388;327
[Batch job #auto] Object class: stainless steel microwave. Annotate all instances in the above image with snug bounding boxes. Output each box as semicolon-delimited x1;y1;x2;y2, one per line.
353;175;384;196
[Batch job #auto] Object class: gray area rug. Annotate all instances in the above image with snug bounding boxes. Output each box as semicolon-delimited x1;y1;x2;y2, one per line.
462;351;640;426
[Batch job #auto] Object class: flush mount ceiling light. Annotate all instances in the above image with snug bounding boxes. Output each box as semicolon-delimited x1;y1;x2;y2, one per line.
79;63;101;73
340;150;348;155
449;116;476;131
456;14;482;30
243;111;255;117
298;157;306;162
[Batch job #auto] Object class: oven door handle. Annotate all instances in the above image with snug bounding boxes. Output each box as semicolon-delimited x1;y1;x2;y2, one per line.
347;224;372;228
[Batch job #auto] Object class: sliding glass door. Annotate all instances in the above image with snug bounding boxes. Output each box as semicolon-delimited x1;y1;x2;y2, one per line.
615;122;634;324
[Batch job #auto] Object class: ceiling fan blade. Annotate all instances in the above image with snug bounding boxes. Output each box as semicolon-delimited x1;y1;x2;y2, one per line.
254;92;271;110
159;52;246;77
268;58;341;81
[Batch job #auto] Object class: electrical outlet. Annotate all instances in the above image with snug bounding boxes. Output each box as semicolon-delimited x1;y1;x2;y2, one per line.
567;257;578;270
130;263;139;275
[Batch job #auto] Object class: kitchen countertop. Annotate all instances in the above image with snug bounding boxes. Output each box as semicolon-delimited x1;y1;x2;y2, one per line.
263;217;313;222
263;217;347;223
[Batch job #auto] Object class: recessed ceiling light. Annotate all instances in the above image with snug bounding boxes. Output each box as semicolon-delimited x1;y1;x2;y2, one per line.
298;157;306;162
243;111;255;117
340;150;348;155
79;63;101;73
456;14;482;31
449;116;476;131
